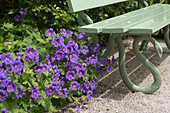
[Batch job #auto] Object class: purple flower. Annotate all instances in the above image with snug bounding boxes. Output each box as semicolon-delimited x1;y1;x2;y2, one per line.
87;90;93;100
92;44;100;52
52;36;64;48
77;68;86;78
107;65;112;72
31;86;42;102
101;58;108;66
1;108;7;113
66;71;76;81
80;85;86;93
19;8;26;15
52;75;58;82
42;64;50;72
46;28;55;38
25;46;37;59
56;51;64;61
6;79;15;93
0;90;8;103
70;54;78;63
16;87;23;98
16;53;23;61
14;15;21;22
34;64;43;75
89;55;98;67
84;80;90;89
0;74;7;88
66;45;73;54
33;55;39;63
59;77;67;86
64;30;72;37
67;41;78;52
70;81;80;91
60;28;66;36
50;82;61;91
58;88;69;98
1;53;14;64
45;86;55;96
90;80;97;90
11;60;23;73
80;45;89;55
74;62;81;71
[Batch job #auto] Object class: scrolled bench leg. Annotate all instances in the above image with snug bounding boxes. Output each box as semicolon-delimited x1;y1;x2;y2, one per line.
164;25;170;49
101;34;118;58
116;35;162;94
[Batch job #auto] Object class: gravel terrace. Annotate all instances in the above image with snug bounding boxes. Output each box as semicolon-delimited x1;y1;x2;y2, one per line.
80;38;170;113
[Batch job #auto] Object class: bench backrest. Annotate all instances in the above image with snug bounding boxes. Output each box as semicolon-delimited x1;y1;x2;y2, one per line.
67;0;128;13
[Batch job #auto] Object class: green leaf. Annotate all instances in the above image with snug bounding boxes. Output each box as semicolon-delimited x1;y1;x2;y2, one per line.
3;23;14;29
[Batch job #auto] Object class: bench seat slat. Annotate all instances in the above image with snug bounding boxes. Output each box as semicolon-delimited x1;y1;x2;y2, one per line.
102;4;170;33
78;4;169;33
67;0;128;13
129;10;170;34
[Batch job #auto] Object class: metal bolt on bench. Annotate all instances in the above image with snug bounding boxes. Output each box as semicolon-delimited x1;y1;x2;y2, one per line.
67;0;170;94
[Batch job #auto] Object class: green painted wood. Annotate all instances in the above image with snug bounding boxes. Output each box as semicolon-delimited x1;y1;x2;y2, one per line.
102;4;170;33
78;4;169;33
67;0;128;13
129;8;170;34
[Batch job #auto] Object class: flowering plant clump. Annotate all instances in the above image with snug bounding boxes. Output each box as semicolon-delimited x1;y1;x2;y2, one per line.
0;28;117;112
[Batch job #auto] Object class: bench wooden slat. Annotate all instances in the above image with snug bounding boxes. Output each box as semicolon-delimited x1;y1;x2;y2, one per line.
102;4;170;33
78;4;167;33
67;0;128;13
129;10;170;34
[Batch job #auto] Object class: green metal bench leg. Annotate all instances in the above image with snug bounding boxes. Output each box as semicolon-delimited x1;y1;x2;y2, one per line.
139;40;151;53
164;25;170;49
90;34;98;44
101;34;118;58
116;35;162;94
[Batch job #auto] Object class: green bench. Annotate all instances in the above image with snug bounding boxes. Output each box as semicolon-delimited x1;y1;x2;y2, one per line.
67;0;170;94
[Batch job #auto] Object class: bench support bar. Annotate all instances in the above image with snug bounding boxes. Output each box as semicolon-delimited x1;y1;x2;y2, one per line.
116;35;162;94
164;25;170;49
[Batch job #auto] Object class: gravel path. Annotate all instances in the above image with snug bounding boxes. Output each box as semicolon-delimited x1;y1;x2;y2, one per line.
80;39;170;113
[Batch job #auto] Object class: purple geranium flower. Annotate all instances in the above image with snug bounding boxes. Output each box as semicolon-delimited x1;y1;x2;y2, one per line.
46;28;55;38
101;58;108;66
33;54;39;63
59;77;67;86
16;87;23;98
52;36;64;48
0;64;8;74
80;45;89;55
107;65;112;72
1;53;14;64
0;90;8;103
63;30;72;37
25;46;37;59
11;60;23;73
31;86;42;102
58;88;69;98
80;85;86;93
50;82;61;91
6;79;15;93
84;80;90;89
92;44;100;52
0;74;8;88
89;55;98;67
70;81;80;91
1;108;7;113
66;71;76;81
77;68;86;78
19;8;26;15
60;28;66;36
52;75;58;82
34;64;43;75
87;90;93;100
90;80;97;90
66;45;73;54
56;51;64;61
45;86;55;96
16;53;23;61
70;54;78;63
74;62;82;71
14;15;21;22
